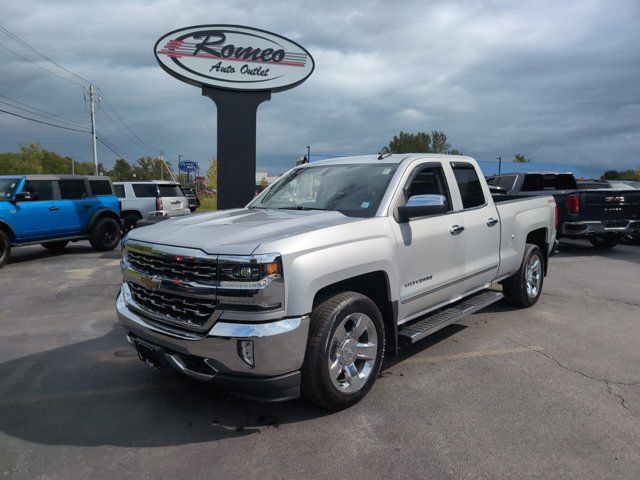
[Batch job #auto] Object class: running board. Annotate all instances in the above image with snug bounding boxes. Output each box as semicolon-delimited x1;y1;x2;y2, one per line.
398;291;504;344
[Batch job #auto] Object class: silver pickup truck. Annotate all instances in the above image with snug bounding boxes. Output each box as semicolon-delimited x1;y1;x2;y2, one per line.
116;154;556;409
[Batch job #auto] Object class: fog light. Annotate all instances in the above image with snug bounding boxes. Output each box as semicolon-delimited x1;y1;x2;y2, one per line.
238;340;254;367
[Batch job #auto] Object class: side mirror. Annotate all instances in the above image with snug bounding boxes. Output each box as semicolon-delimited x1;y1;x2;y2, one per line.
398;194;448;222
11;191;32;203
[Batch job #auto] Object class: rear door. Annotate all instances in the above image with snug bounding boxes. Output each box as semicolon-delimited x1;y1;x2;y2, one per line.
448;162;500;294
158;183;187;215
57;179;92;234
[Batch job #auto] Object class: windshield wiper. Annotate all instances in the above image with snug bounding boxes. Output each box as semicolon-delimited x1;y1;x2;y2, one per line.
277;206;328;211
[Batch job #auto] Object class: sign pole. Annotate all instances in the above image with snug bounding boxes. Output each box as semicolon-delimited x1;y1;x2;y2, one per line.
202;87;271;209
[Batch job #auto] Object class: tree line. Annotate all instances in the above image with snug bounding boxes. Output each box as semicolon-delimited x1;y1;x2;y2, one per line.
0;143;174;181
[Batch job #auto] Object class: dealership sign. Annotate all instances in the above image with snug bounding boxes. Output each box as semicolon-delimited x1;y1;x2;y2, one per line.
154;25;315;92
178;160;198;172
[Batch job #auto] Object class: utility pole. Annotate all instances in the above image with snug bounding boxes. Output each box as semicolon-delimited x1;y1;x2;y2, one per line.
497;156;502;175
71;157;75;175
88;84;98;175
306;145;310;163
160;151;176;181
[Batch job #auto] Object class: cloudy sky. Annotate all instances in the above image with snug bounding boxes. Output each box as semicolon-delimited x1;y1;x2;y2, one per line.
1;0;639;177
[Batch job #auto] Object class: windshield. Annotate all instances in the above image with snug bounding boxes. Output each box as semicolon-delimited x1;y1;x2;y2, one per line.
0;178;20;200
250;163;398;217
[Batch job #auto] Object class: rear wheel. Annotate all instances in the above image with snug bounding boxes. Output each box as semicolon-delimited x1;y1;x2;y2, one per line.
89;217;121;251
589;234;619;249
41;240;69;251
302;291;385;410
502;244;544;308
0;230;11;268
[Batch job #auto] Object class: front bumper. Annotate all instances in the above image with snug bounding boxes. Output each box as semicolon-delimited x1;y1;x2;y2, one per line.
116;286;310;401
560;220;640;237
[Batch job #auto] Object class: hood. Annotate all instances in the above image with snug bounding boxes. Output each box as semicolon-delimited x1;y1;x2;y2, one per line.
126;208;363;255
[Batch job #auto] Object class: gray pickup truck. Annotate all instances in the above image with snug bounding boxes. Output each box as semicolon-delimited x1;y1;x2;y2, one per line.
116;154;556;409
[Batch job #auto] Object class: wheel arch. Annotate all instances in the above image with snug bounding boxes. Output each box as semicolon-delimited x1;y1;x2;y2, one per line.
0;220;15;242
121;209;143;219
525;227;549;275
311;271;399;356
89;209;121;229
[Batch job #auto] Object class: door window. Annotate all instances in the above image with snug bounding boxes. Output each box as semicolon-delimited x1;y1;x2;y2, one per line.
113;184;125;198
158;184;183;197
58;179;88;199
132;184;158;198
405;166;451;211
89;180;113;196
452;164;485;209
23;180;55;201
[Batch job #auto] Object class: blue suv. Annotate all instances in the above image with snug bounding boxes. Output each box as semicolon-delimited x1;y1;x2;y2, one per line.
0;175;122;268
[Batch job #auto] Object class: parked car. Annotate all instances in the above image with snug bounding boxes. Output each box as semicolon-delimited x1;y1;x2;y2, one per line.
181;186;201;212
116;154;556;409
113;180;190;230
487;172;640;248
0;175;121;268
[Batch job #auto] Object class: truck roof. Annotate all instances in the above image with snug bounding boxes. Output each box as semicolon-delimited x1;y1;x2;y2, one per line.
112;180;179;185
307;153;477;166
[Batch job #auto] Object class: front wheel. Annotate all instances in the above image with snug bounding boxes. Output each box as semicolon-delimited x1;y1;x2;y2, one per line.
41;240;69;251
89;217;122;251
0;230;11;269
302;291;385;410
502;244;544;308
589;234;619;249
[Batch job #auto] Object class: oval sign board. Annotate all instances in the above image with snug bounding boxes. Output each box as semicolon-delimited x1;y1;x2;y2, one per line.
178;160;199;172
154;25;315;92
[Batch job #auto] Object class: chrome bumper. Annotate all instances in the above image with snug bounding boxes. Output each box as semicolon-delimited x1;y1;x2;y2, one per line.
561;220;637;236
116;285;310;379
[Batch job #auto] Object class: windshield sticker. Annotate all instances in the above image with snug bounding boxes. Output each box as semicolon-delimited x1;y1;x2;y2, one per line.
382;168;391;175
361;201;370;208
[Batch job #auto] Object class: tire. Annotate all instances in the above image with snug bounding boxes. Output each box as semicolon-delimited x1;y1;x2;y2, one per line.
123;213;141;232
41;240;69;251
302;291;385;410
589;234;619;249
0;230;11;269
89;217;122;251
502;244;544;308
189;207;197;213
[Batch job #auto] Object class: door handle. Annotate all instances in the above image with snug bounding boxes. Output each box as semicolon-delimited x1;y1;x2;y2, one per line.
48;206;59;211
487;218;499;227
82;204;92;209
450;225;465;235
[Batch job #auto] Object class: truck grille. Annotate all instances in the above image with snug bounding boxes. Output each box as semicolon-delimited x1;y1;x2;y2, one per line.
128;282;216;331
127;249;217;284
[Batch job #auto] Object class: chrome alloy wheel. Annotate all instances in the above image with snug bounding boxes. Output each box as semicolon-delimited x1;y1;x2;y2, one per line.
526;254;542;298
328;313;378;394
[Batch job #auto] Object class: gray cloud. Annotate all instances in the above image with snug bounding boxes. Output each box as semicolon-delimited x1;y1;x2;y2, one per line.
1;0;639;177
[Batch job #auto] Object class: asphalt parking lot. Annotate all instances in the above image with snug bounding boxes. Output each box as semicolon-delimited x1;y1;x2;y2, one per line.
0;241;638;479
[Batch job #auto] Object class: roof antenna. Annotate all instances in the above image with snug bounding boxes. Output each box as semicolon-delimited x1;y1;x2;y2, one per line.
378;146;391;160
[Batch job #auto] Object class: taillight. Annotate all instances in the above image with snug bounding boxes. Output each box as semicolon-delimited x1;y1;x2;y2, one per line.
156;196;163;211
567;194;580;214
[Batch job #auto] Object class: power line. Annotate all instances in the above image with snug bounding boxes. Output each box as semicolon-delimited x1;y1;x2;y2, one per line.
0;42;85;88
0;95;87;129
0;23;90;85
0;108;89;133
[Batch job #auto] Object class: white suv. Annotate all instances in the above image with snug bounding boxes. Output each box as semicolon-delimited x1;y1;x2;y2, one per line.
113;181;190;230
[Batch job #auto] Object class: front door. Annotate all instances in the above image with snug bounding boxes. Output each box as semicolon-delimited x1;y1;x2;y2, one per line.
391;163;468;322
12;179;65;239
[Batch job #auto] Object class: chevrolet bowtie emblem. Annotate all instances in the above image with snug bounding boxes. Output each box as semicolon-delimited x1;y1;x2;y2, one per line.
141;275;162;290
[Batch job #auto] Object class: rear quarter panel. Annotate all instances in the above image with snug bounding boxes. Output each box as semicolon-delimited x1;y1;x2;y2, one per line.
496;196;556;278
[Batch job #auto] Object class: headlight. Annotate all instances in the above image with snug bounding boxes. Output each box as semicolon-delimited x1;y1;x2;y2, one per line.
217;254;284;311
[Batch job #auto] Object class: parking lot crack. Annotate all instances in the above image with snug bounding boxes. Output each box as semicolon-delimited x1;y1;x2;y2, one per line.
605;380;632;414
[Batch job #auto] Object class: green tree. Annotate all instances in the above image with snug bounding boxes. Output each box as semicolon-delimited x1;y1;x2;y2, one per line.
514;153;530;163
388;130;461;155
206;158;218;189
